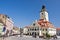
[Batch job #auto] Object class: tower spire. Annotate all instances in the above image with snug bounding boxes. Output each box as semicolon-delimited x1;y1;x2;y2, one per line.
41;5;46;12
42;5;45;9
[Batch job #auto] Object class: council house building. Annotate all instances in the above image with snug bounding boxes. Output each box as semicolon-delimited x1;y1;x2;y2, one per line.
23;5;56;37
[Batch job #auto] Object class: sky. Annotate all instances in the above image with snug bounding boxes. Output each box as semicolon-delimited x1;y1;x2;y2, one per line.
0;0;60;28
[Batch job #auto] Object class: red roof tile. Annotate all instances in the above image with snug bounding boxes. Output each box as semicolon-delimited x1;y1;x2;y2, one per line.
56;28;60;30
25;19;54;28
38;19;54;28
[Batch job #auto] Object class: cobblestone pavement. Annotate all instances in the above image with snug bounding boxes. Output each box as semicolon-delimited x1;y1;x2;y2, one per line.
0;35;60;40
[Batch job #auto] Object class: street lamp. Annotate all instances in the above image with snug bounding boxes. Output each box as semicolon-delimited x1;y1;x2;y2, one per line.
20;26;23;37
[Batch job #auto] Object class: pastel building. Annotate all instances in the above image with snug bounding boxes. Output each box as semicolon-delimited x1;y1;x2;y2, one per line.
12;26;20;35
23;5;56;37
0;14;14;35
6;18;13;31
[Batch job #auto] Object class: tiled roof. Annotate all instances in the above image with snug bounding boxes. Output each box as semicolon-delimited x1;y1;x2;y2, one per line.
25;26;31;28
38;19;54;28
25;19;54;28
13;27;20;30
25;26;35;28
56;28;60;30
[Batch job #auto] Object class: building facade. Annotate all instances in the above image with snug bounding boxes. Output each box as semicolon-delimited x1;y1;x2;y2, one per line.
0;14;14;35
12;26;20;35
23;5;56;37
0;23;4;35
56;28;60;36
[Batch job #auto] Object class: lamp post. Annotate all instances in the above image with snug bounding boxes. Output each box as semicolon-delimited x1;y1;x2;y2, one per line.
20;26;23;37
19;25;21;37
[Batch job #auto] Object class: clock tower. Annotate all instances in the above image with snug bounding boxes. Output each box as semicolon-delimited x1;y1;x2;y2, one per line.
40;5;49;21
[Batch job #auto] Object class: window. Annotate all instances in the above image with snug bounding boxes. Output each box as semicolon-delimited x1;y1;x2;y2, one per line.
43;29;44;31
40;29;41;30
37;28;39;30
38;33;39;36
42;13;43;15
3;16;4;18
30;33;31;35
35;28;36;31
59;33;60;36
32;29;34;31
30;29;31;30
5;15;10;18
45;18;46;20
46;29;47;31
33;23;35;26
28;29;29;31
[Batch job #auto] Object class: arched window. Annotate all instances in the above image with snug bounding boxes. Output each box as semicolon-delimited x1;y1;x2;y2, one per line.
42;13;43;15
33;23;35;26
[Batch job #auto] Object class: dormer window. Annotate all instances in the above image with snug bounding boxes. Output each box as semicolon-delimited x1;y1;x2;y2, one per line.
33;23;35;26
5;15;10;18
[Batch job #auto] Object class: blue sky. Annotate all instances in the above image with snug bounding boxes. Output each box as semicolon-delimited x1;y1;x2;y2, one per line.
0;0;60;28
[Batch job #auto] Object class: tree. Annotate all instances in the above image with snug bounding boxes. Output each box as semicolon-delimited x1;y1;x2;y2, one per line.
46;32;50;39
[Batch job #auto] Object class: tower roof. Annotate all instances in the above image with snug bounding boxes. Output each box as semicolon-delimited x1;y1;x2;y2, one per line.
38;19;54;28
41;5;46;12
42;5;45;9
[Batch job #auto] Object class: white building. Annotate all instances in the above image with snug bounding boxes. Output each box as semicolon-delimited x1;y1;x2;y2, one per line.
23;5;56;37
12;26;20;35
